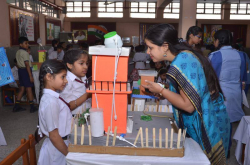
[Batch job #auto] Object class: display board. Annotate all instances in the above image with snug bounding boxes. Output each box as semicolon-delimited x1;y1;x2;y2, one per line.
9;7;39;45
45;17;61;45
201;24;247;46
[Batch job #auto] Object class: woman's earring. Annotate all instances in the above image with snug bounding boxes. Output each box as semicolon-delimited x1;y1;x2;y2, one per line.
163;54;167;57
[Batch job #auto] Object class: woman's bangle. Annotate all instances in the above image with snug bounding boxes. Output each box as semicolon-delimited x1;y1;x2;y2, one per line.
75;100;77;108
159;87;165;96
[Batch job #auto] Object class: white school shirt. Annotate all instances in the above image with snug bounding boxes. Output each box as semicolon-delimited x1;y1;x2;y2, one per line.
29;55;34;62
9;66;19;88
11;66;19;80
57;50;64;61
38;89;72;165
48;51;58;60
60;71;91;114
48;47;54;55
39;88;72;137
133;52;150;69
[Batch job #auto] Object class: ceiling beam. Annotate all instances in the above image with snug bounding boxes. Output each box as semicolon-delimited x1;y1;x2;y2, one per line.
157;0;172;8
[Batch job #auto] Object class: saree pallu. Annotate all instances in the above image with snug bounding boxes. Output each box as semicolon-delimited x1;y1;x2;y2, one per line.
167;51;230;165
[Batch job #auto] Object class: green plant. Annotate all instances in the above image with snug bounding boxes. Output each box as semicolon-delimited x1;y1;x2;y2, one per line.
78;108;90;126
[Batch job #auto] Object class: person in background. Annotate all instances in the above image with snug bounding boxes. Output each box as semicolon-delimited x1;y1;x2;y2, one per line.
129;45;135;58
27;46;34;62
244;53;250;96
48;39;58;56
60;42;67;52
156;68;168;86
133;45;150;70
143;24;230;164
202;44;215;57
9;58;19;88
156;68;170;105
48;45;64;61
235;38;244;52
186;26;203;53
209;29;247;156
233;42;250;96
79;42;89;51
66;44;73;52
60;50;92;115
14;37;37;113
155;61;166;72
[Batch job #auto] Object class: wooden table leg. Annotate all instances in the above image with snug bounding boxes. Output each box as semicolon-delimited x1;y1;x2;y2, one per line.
132;98;135;111
156;100;159;112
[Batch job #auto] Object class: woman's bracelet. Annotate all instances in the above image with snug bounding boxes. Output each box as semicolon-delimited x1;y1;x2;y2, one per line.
75;100;77;108
159;87;165;96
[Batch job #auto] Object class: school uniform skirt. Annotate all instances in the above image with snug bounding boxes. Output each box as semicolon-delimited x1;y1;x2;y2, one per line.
38;138;69;165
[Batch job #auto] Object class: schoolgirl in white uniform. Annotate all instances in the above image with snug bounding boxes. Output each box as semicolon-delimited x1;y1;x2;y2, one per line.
37;60;72;165
60;50;91;115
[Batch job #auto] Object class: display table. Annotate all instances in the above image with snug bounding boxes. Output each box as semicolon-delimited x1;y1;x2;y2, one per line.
233;116;250;165
66;138;210;165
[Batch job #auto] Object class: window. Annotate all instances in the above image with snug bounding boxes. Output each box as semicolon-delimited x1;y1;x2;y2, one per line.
7;0;19;7
98;2;123;18
66;1;91;17
130;2;156;18
7;0;58;18
196;3;221;19
230;3;250;20
164;2;180;19
41;2;57;18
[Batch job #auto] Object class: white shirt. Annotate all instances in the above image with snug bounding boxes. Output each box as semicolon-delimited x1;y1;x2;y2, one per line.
11;66;18;80
29;55;34;62
39;89;72;137
76;35;85;40
57;50;64;61
38;89;72;165
60;71;91;114
48;47;54;55
133;52;150;69
9;66;19;88
48;51;57;60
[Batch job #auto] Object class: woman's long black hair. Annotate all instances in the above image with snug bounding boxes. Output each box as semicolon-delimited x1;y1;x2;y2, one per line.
144;24;223;100
214;29;233;50
186;26;203;41
39;59;67;101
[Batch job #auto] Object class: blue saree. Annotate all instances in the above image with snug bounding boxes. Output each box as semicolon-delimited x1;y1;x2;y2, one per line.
167;51;230;165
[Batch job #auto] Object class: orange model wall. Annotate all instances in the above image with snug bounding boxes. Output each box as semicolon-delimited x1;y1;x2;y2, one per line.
90;54;130;133
92;94;128;133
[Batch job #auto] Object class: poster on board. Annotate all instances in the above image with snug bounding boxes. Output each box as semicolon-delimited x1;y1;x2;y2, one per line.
19;14;34;41
54;26;60;39
47;23;54;40
203;25;222;45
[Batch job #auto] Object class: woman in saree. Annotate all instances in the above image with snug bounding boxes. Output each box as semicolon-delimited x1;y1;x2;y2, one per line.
142;24;230;165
